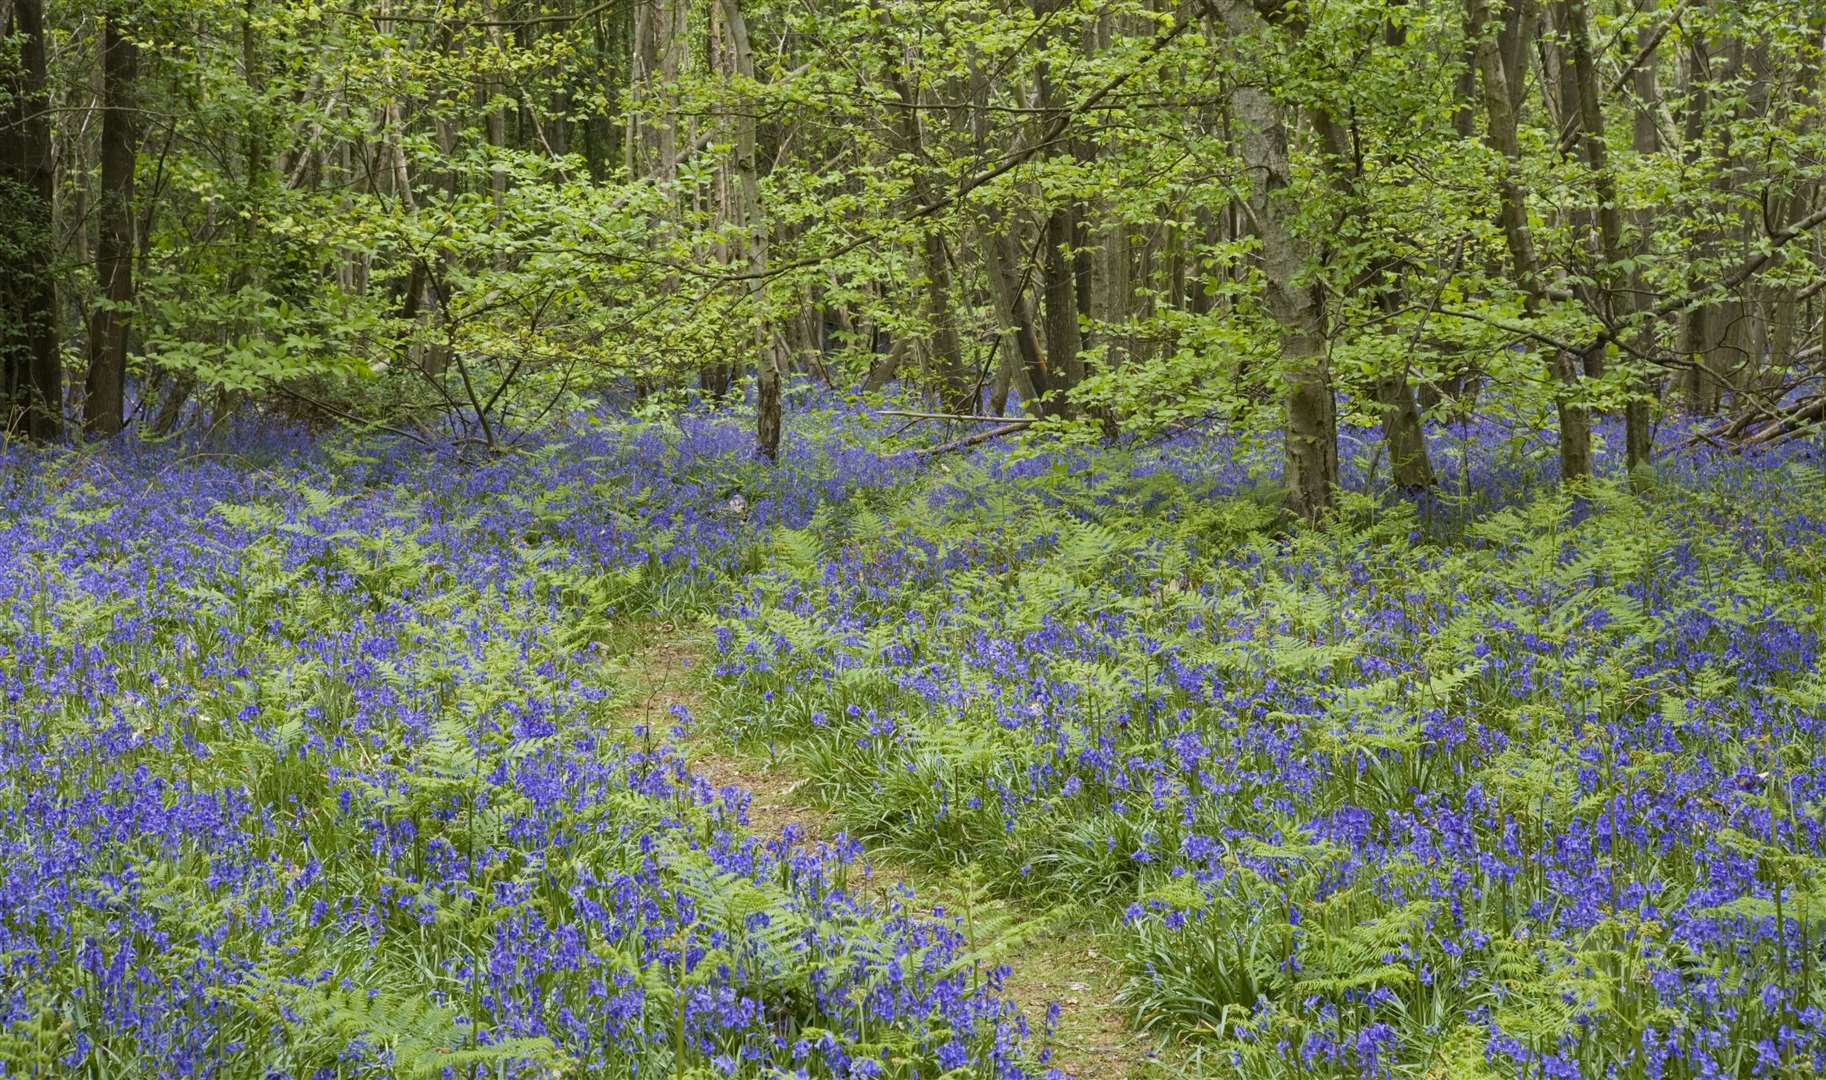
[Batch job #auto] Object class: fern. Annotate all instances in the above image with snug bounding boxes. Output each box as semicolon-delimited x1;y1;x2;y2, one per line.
261;982;570;1078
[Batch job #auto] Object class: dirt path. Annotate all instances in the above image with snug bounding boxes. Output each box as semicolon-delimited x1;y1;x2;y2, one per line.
609;624;1159;1080
610;626;834;842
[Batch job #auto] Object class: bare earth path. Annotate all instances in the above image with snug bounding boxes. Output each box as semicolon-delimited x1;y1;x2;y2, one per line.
608;624;1161;1080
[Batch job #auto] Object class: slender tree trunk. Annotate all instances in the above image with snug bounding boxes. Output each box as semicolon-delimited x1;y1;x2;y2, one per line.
1470;0;1590;480
627;0;663;178
921;233;973;412
485;16;509;272
990;339;1018;416
716;0;777;459
1;0;61;440
878;24;973;413
861;336;909;395
1041;208;1084;391
982;230;1058;419
1089;11;1134;378
968;54;1059;420
1565;0;1641;465
1308;65;1434;490
1679;24;1719;413
85;12;138;436
1032;37;1084;398
1210;0;1338;520
1624;10;1666;472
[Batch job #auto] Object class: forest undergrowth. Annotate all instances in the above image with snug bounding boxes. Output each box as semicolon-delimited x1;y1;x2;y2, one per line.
4;404;1826;1078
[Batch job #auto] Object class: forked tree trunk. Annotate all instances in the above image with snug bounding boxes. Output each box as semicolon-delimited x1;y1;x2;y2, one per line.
1307;65;1434;491
716;0;777;459
1469;0;1590;480
1209;0;1338;520
1375;368;1435;491
969;55;1060;420
1565;0;1641;466
983;230;1060;419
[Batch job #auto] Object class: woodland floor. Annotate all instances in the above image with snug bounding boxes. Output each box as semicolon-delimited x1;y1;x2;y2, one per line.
609;625;1161;1080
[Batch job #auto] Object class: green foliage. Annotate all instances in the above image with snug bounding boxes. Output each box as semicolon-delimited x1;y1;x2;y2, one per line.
709;441;1826;1077
242;982;570;1078
0;433;1033;1078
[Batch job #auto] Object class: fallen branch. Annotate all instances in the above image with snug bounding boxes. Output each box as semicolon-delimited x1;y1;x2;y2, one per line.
884;410;1036;425
273;385;434;448
1744;395;1826;447
917;421;1033;456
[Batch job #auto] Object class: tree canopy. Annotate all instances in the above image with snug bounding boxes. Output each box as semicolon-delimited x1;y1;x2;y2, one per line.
3;0;1824;512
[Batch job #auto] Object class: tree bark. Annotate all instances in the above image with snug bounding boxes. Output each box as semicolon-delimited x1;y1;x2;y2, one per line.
878;23;974;414
1375;368;1435;491
1307;75;1434;491
1032;34;1084;398
85;12;138;436
716;0;777;459
1469;0;1590;480
982;230;1059;419
1623;10;1666;472
968;53;1060;421
1041;207;1084;392
1679;24;1719;414
1;0;61;440
1210;0;1338;520
1564;0;1646;468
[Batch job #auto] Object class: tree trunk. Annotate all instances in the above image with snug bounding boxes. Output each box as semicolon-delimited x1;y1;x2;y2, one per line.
1032;37;1084;399
1679;26;1719;414
1307;66;1434;491
1623;14;1665;473
877;24;973;413
85;12;138;436
485;16;510;272
1041;208;1084;392
152;373;193;436
1564;0;1645;467
1375;368;1435;491
982;230;1059;419
716;0;777;459
968;52;1060;421
1210;0;1337;520
860;336;909;395
1;0;61;440
1469;0;1590;480
921;232;973;412
990;339;1018;417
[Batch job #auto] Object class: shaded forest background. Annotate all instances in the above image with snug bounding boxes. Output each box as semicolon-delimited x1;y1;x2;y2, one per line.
2;0;1823;516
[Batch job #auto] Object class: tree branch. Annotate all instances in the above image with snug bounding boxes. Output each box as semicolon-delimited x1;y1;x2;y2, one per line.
916;421;1035;456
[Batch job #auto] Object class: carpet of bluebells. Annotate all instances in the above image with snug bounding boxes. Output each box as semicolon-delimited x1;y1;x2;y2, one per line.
0;413;1042;1078
6;408;1826;1080
709;420;1826;1079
